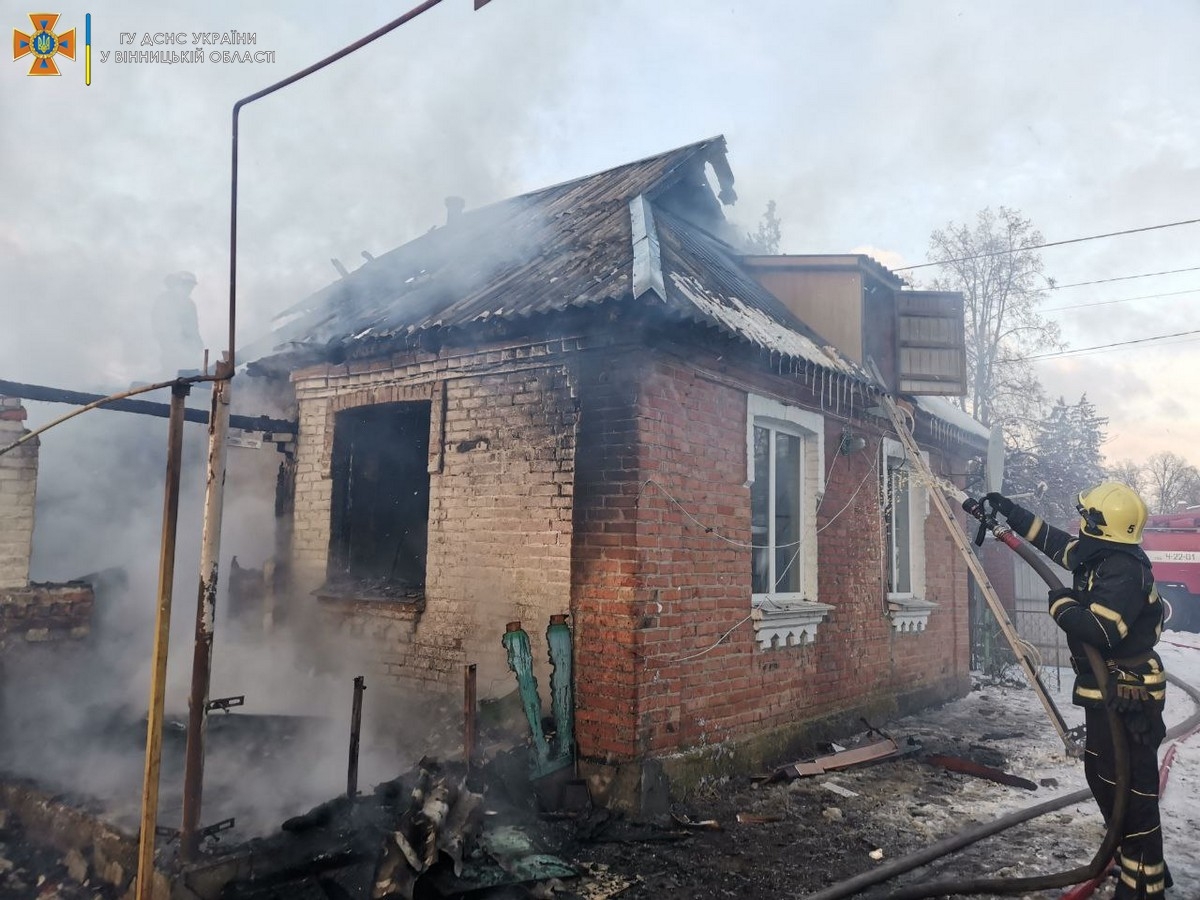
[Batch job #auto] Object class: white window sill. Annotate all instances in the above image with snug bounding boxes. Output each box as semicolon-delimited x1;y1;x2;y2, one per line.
751;598;834;649
887;596;937;633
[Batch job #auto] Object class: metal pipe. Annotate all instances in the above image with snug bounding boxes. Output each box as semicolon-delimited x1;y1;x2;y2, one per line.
226;0;449;370
179;365;232;860
173;0;468;856
0;376;216;457
134;382;189;900
348;675;365;799
464;664;477;770
0;378;295;434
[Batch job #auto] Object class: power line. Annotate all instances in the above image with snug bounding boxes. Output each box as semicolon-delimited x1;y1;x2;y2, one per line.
894;217;1200;272
1049;265;1200;289
1042;287;1200;313
1028;327;1200;361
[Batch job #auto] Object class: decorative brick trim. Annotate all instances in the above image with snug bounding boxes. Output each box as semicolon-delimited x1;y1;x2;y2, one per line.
888;597;937;633
751;600;833;649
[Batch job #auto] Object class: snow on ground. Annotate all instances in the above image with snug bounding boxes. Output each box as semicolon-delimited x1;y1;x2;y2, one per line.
887;625;1200;897
759;627;1200;898
1151;629;1200;895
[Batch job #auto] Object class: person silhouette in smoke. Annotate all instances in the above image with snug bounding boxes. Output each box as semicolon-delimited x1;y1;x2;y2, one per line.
151;271;204;378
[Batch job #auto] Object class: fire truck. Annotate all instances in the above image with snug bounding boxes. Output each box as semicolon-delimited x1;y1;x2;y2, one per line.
1143;509;1200;633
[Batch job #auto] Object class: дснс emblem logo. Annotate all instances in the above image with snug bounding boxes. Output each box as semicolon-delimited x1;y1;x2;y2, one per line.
12;13;76;76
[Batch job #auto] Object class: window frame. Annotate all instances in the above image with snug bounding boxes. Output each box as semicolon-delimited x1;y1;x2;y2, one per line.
746;394;831;647
880;437;936;631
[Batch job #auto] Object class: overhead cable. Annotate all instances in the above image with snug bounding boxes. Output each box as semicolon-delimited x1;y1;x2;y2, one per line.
1028;327;1200;361
1049;265;1200;289
894;217;1200;272
1042;287;1200;313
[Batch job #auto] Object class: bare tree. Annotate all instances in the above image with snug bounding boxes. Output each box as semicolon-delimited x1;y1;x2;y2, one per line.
1106;458;1150;496
927;208;1063;431
1142;451;1200;513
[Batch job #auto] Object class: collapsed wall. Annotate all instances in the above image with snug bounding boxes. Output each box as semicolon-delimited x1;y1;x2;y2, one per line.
0;397;94;642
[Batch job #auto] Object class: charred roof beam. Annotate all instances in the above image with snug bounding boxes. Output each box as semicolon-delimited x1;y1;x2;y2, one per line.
0;379;296;434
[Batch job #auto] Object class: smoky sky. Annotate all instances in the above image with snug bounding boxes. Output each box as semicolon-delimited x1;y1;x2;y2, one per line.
1;0;1196;647
2;0;1199;834
3;0;1197;719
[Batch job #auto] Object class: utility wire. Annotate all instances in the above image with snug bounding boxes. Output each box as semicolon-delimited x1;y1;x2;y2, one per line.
1028;327;1200;361
1049;265;1200;289
1042;287;1200;313
894;217;1200;272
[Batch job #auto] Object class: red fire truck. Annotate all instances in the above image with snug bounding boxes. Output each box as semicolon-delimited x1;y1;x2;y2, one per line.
1143;510;1200;633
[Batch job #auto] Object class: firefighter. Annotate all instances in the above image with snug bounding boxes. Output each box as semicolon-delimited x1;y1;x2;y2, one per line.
151;271;204;377
986;483;1170;898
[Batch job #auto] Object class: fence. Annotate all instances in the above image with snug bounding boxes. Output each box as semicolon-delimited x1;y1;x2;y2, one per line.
970;555;1069;693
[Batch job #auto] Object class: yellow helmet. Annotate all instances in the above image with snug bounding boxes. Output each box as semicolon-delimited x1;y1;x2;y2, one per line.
1076;482;1148;545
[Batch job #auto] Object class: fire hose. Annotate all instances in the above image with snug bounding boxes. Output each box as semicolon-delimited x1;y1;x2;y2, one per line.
801;496;1132;900
864;498;1131;898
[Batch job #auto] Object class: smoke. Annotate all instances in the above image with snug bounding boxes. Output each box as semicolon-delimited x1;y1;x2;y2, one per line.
0;0;607;840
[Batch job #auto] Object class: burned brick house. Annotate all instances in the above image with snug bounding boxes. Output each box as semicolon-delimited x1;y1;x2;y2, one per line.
244;136;988;797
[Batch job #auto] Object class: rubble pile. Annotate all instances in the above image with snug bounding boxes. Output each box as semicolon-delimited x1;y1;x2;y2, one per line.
221;756;574;900
0;808;120;900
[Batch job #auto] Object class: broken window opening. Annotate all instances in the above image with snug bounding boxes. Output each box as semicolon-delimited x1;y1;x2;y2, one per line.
327;401;431;599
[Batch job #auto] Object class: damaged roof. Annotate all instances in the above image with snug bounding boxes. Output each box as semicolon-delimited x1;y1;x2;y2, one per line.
244;136;865;380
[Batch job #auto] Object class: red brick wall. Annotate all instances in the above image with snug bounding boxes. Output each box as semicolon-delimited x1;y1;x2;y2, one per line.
570;351;644;760
287;339;974;759
571;350;973;762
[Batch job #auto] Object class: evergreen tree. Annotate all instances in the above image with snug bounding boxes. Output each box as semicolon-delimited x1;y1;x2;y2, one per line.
745;200;782;254
1006;395;1107;529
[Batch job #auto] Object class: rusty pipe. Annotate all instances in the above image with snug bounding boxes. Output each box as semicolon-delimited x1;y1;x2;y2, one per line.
180;366;232;860
464;664;477;770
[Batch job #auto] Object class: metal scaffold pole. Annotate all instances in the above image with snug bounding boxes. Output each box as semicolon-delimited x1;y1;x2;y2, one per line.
135;381;190;900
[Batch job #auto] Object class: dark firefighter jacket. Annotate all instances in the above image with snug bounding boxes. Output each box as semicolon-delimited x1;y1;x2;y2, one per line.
1005;504;1166;709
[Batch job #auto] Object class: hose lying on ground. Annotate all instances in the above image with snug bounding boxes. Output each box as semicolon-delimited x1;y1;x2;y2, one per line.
863;539;1126;899
798;498;1200;900
800;671;1200;900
